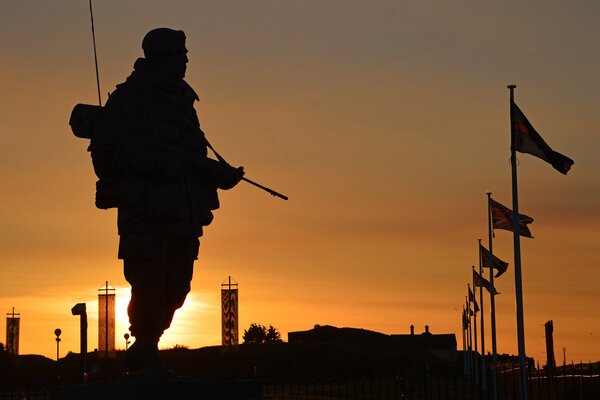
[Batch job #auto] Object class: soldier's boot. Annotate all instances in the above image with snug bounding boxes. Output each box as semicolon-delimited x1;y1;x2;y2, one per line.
125;336;178;379
125;337;159;371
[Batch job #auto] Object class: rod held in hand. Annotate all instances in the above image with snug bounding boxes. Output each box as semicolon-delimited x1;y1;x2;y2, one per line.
242;177;288;200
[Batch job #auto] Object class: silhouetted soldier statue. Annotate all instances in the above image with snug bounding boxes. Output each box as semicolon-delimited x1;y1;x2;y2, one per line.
89;28;244;376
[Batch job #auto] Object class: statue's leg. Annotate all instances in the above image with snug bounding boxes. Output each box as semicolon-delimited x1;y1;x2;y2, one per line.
161;236;198;330
122;234;169;372
121;235;198;374
124;258;169;340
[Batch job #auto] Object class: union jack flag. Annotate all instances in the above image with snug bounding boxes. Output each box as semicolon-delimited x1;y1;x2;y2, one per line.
490;197;534;238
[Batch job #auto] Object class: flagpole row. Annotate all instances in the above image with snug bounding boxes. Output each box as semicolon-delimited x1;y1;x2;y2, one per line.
465;85;571;399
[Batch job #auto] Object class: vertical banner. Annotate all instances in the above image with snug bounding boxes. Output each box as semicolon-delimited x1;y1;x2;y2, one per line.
221;277;239;351
98;284;116;359
6;309;20;355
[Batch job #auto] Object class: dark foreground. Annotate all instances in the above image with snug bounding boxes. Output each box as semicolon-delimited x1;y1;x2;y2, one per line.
50;378;261;400
1;343;599;399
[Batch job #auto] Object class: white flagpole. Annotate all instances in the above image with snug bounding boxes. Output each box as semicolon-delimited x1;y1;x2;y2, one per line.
486;192;499;400
477;240;487;392
508;84;528;400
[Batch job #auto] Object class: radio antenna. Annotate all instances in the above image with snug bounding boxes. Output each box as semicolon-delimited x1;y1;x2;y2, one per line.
89;0;102;106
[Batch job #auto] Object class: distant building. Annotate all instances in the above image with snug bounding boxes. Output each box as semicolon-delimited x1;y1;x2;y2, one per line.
392;324;457;362
288;324;457;362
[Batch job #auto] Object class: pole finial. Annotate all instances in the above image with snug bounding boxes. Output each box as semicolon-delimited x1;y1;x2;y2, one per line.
508;85;517;101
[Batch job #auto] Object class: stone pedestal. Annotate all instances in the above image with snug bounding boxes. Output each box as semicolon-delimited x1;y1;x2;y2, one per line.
50;378;262;400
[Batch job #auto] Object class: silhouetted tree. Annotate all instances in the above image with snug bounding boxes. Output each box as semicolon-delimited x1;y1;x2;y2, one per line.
266;325;282;343
243;323;267;344
243;323;283;344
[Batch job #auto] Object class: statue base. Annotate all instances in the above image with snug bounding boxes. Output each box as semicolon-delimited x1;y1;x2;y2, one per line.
50;378;262;400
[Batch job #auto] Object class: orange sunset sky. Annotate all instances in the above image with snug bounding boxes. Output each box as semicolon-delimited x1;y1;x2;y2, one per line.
1;1;599;363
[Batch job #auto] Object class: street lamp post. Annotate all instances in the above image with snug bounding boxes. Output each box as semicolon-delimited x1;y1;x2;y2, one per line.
54;328;62;383
71;303;88;384
124;333;131;351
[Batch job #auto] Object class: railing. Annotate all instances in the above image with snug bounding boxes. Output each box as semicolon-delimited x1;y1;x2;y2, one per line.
259;362;600;399
1;361;599;399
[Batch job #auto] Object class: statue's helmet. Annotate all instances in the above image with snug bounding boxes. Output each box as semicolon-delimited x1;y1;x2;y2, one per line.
142;28;186;56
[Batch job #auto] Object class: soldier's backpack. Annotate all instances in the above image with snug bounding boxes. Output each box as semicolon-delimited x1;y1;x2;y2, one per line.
69;103;124;210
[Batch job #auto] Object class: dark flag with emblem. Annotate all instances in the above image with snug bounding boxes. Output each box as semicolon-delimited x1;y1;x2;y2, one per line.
468;286;480;313
473;269;500;295
479;244;509;278
490;197;534;238
511;102;574;175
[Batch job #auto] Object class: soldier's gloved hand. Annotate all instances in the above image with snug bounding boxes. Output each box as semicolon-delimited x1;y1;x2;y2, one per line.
217;164;245;190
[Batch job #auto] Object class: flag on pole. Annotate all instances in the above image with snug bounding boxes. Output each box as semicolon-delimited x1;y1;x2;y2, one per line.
511;102;574;175
490;197;534;238
479;244;509;278
469;286;480;313
473;269;500;295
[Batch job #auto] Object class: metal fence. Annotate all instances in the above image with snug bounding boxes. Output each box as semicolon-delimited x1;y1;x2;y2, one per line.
1;361;599;399
0;376;52;400
260;362;600;399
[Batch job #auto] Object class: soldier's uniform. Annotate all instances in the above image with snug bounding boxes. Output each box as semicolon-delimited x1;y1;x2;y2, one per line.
90;28;241;373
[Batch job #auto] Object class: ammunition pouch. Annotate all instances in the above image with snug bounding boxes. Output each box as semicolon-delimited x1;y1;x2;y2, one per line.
95;179;120;210
95;176;147;210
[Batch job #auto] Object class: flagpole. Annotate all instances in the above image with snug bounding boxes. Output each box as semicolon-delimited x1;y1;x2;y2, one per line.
466;295;473;379
477;240;487;392
486;192;499;400
467;288;475;380
462;307;467;376
471;282;479;385
508;84;528;400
